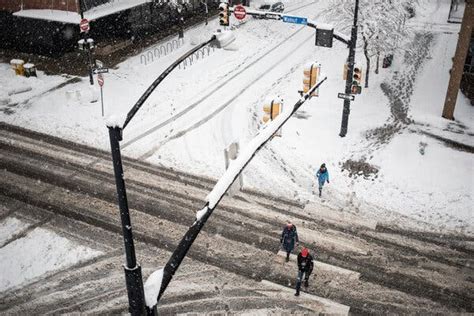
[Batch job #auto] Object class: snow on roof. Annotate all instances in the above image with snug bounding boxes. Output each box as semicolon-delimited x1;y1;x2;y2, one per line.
13;0;151;24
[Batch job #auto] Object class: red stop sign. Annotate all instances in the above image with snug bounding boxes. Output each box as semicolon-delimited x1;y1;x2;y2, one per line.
79;18;90;32
234;5;246;20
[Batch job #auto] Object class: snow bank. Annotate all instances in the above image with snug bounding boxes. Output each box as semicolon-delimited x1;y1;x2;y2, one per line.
206;103;292;208
0;227;102;292
206;79;323;209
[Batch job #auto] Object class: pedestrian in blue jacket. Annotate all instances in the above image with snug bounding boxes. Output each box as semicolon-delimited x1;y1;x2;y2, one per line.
316;163;329;197
280;221;299;262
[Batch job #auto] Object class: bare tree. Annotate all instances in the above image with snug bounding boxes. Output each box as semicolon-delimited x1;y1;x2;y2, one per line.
323;0;415;88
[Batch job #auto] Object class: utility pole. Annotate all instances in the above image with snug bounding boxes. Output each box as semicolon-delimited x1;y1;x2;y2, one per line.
339;0;359;137
442;0;473;120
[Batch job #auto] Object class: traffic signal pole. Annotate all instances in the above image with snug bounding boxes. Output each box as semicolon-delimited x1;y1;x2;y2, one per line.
153;77;328;311
339;0;359;137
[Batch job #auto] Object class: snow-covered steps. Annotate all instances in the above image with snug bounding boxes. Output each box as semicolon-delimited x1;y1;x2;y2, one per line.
297;226;369;256
276;250;361;280
259;280;350;315
1;123;473;314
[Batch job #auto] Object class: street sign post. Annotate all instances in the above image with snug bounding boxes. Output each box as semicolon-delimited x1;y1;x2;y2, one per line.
97;73;104;116
338;92;355;101
92;67;109;74
79;18;90;33
281;15;307;25
234;5;246;20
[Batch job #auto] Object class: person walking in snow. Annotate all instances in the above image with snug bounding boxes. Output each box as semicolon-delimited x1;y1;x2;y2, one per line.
316;163;329;197
280;221;299;262
295;247;314;296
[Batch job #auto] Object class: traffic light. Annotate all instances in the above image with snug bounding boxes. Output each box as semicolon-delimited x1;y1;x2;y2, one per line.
353;65;362;85
219;2;229;26
303;62;321;96
262;99;282;123
351;65;362;94
351;83;362;94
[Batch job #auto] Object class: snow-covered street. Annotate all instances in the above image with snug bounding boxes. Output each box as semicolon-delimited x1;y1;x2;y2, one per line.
0;123;471;314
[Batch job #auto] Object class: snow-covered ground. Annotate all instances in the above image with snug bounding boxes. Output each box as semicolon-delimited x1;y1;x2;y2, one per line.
0;218;102;292
1;0;472;235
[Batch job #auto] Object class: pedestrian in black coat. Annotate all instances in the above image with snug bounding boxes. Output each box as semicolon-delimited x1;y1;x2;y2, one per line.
295;247;314;296
280;221;299;262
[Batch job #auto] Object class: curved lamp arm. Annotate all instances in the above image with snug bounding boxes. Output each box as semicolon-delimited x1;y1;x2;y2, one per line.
123;35;217;130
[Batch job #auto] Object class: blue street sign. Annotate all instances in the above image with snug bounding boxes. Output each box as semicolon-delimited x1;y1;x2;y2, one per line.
282;15;307;25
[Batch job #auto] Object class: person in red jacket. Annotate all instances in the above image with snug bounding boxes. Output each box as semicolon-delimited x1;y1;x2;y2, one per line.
295;247;314;296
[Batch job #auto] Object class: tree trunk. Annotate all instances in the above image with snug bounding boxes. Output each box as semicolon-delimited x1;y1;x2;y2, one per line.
363;35;370;88
375;51;380;74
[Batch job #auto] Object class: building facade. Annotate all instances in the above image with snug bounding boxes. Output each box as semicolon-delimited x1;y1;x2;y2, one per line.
0;0;216;56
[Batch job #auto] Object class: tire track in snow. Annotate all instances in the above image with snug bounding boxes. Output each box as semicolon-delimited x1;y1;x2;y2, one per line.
122;1;320;150
138;31;315;160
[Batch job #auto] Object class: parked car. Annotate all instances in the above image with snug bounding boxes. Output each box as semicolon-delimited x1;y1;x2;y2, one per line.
258;1;285;13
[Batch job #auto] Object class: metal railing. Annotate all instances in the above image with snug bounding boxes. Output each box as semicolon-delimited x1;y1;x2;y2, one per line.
140;38;185;66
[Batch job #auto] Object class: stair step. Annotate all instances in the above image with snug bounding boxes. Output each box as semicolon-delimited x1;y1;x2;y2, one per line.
259;280;350;315
276;250;361;280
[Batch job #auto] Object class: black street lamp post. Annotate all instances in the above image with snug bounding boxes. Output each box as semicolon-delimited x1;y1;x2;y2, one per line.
106;35;219;315
108;126;146;316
